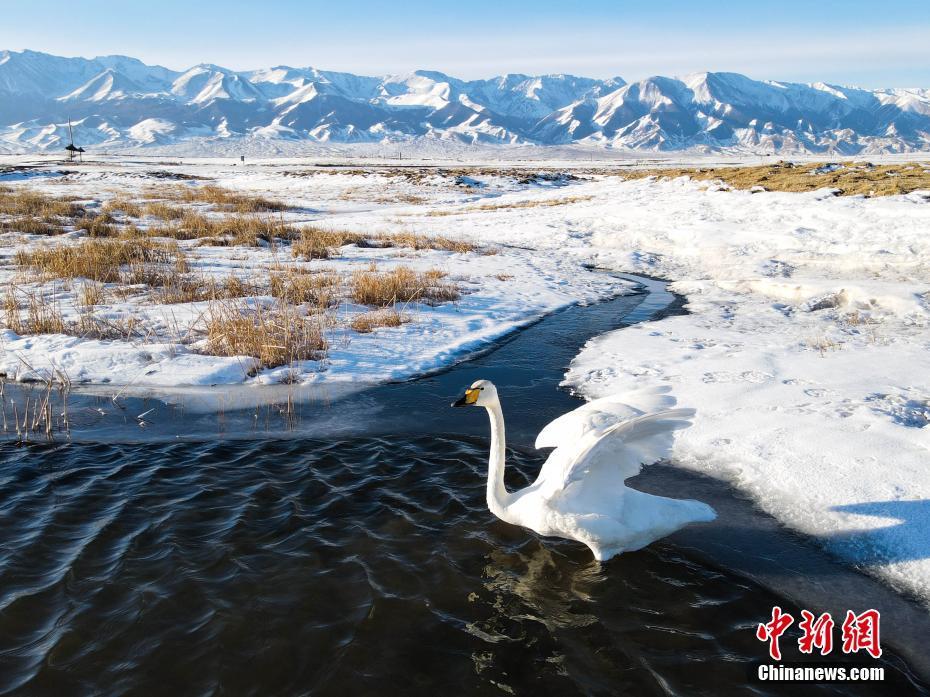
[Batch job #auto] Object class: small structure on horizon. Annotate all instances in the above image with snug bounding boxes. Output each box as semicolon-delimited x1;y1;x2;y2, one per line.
65;118;85;163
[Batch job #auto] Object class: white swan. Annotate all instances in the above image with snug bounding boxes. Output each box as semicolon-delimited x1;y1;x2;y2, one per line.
452;380;716;561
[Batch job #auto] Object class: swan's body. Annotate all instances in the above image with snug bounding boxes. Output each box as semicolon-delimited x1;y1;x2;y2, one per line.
453;380;716;561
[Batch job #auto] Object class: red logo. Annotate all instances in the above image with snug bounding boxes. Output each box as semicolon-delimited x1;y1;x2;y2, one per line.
756;608;881;660
756;606;794;660
798;610;834;655
841;610;882;659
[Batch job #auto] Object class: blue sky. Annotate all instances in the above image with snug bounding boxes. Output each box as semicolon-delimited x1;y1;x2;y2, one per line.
1;0;928;86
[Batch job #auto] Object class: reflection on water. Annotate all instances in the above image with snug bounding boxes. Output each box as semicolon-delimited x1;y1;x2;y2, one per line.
1;436;926;696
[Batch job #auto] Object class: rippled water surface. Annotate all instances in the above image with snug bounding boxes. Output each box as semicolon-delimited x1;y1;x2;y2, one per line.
1;437;926;697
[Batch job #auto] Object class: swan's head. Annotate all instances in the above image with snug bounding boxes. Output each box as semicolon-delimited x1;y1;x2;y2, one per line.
451;379;498;408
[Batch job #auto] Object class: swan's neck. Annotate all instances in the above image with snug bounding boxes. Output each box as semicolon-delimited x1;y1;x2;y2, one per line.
485;400;510;517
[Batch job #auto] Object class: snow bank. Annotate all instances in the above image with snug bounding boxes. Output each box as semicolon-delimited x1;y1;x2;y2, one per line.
0;330;258;386
543;178;930;602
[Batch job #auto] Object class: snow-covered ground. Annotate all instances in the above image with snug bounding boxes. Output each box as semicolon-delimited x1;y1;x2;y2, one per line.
3;157;930;606
0;162;625;388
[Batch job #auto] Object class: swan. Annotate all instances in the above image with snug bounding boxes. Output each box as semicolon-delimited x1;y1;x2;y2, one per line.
452;380;716;561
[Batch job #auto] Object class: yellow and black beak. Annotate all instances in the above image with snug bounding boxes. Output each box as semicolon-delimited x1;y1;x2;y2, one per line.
452;388;480;407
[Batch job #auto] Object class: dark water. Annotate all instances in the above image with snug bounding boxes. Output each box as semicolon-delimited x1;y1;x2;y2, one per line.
1;278;928;695
2;438;926;697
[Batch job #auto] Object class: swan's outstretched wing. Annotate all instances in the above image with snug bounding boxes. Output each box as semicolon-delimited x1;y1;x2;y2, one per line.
535;386;677;450
533;409;695;499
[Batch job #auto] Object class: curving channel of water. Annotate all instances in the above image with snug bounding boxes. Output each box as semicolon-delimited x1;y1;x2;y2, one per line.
0;275;927;696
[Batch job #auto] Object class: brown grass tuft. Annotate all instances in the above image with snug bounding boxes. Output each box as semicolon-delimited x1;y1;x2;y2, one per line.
372;231;476;253
290;226;477;259
15;237;184;283
4;287;66;335
270;269;340;307
425;195;593;216
146;184;291;213
143;201;186;220
350;265;459;306
146;211;299;246
154;274;256;305
78;281;105;308
75;213;118;238
103;197;144;218
0;188;84;218
291;226;366;260
0;217;60;235
618;161;930;197
350;308;409;333
203;299;328;368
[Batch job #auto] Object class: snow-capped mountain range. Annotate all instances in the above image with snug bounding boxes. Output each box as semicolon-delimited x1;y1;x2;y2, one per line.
1;49;928;155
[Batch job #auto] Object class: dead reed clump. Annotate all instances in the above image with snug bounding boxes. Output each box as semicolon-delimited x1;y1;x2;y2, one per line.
350;308;409;333
291;226;366;260
154;275;256;305
78;281;105;308
15;237;184;283
0;217;60;235
73;312;145;341
142;201;186;221
75;213;118;238
3;287;66;335
618;161;930;196
146;211;299;246
425;196;593;216
0;189;85;219
103;197;144;218
371;231;477;253
146;184;292;213
203;299;329;368
270;269;340;308
350;265;459;306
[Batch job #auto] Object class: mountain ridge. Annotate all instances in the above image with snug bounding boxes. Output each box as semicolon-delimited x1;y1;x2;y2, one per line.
1;49;928;154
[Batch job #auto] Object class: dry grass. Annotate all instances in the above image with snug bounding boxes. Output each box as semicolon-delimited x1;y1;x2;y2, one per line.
203;299;328;368
371;193;429;204
619;161;930;196
270;269;340;307
146;184;292;213
74;213;117;238
425;195;593;216
72;313;145;341
103;197;144;218
0;188;84;218
15;237;184;284
78;281;104;308
0;217;60;235
4;287;65;335
2;285;145;340
350;308;409;333
374;231;476;253
154;274;256;305
350;265;459;306
291;227;366;260
0;188;88;237
142;201;186;220
291;226;477;259
145;211;299;246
